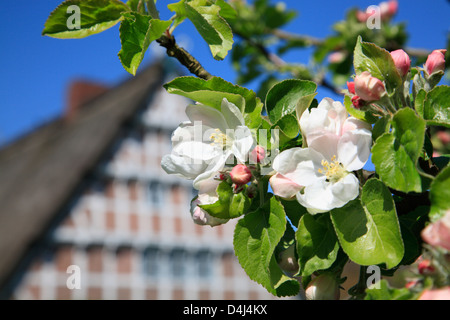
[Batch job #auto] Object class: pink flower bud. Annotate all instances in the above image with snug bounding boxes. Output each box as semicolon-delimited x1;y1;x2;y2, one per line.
249;145;266;164
230;164;252;185
354;71;386;102
356;10;369;23
418;259;435;275
380;0;398;20
328;51;346;64
347;81;355;95
421;210;450;251
425;49;447;75
269;173;303;199
390;49;411;77
305;273;340;300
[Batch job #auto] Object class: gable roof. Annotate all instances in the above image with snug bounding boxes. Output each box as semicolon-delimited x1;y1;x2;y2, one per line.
0;62;165;295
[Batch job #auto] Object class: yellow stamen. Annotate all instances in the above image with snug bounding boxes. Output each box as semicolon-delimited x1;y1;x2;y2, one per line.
318;155;347;183
210;129;228;149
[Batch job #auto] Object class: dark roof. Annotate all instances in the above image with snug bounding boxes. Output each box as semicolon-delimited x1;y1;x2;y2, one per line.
0;62;164;294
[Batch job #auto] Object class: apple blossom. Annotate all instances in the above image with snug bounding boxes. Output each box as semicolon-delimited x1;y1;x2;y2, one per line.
161;98;255;189
190;177;229;227
354;71;386;102
390;49;411;77
270;98;372;213
425;49;447;75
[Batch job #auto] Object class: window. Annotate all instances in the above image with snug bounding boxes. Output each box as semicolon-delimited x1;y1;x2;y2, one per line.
196;250;212;278
170;248;186;278
148;181;164;207
144;247;161;278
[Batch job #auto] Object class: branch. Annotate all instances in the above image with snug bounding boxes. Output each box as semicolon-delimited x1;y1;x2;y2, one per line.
157;33;213;80
234;30;343;95
270;28;431;59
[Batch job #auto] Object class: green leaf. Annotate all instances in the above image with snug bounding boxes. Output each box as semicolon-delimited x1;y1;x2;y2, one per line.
331;179;404;269
353;36;403;94
295;213;340;277
279;198;307;228
271;114;300;148
233;197;299;296
265;79;317;125
163;76;263;129
118;13;171;75
429;165;450;222
371;108;426;193
42;0;129;39
372;114;392;142
365;280;417;300
199;181;251;219
422;86;450;128
170;0;233;60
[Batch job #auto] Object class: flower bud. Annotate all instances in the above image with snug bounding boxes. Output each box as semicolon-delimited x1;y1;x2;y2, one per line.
354;71;386;102
379;0;398;21
390;49;411;77
351;95;365;109
249;145;266;164
230;164;252;185
418;259;435;275
347;81;355;95
425;49;447;75
305;273;340;300
421;210;450;251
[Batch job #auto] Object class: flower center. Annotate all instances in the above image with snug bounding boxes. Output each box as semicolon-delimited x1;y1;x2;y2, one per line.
318;155;348;183
210;129;228;149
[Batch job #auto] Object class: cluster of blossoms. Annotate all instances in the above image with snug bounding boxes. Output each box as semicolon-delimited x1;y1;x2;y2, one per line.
270;98;372;214
162;94;374;223
347;48;447;111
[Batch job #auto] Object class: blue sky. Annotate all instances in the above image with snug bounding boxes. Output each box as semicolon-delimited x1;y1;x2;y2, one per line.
0;0;449;146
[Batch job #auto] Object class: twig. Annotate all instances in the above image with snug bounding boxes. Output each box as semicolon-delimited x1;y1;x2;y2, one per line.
234;31;343;95
157;33;213;80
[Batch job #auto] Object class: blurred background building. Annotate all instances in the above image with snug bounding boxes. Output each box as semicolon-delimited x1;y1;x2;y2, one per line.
0;60;280;300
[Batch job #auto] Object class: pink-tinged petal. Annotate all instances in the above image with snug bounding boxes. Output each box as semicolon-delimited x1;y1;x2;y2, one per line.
272;148;322;186
354;71;386;102
419;287;450;300
337;128;372;171
300;98;347;140
270;173;303;199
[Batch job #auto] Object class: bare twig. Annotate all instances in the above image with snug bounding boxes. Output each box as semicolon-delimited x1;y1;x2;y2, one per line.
157;33;213;80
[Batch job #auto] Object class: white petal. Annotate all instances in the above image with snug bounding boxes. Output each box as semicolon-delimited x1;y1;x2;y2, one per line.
186;104;228;132
296;173;360;213
193;152;229;189
230;125;255;163
221;98;245;129
272;147;323;186
337;128;372;171
307;132;340;162
161;153;206;179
